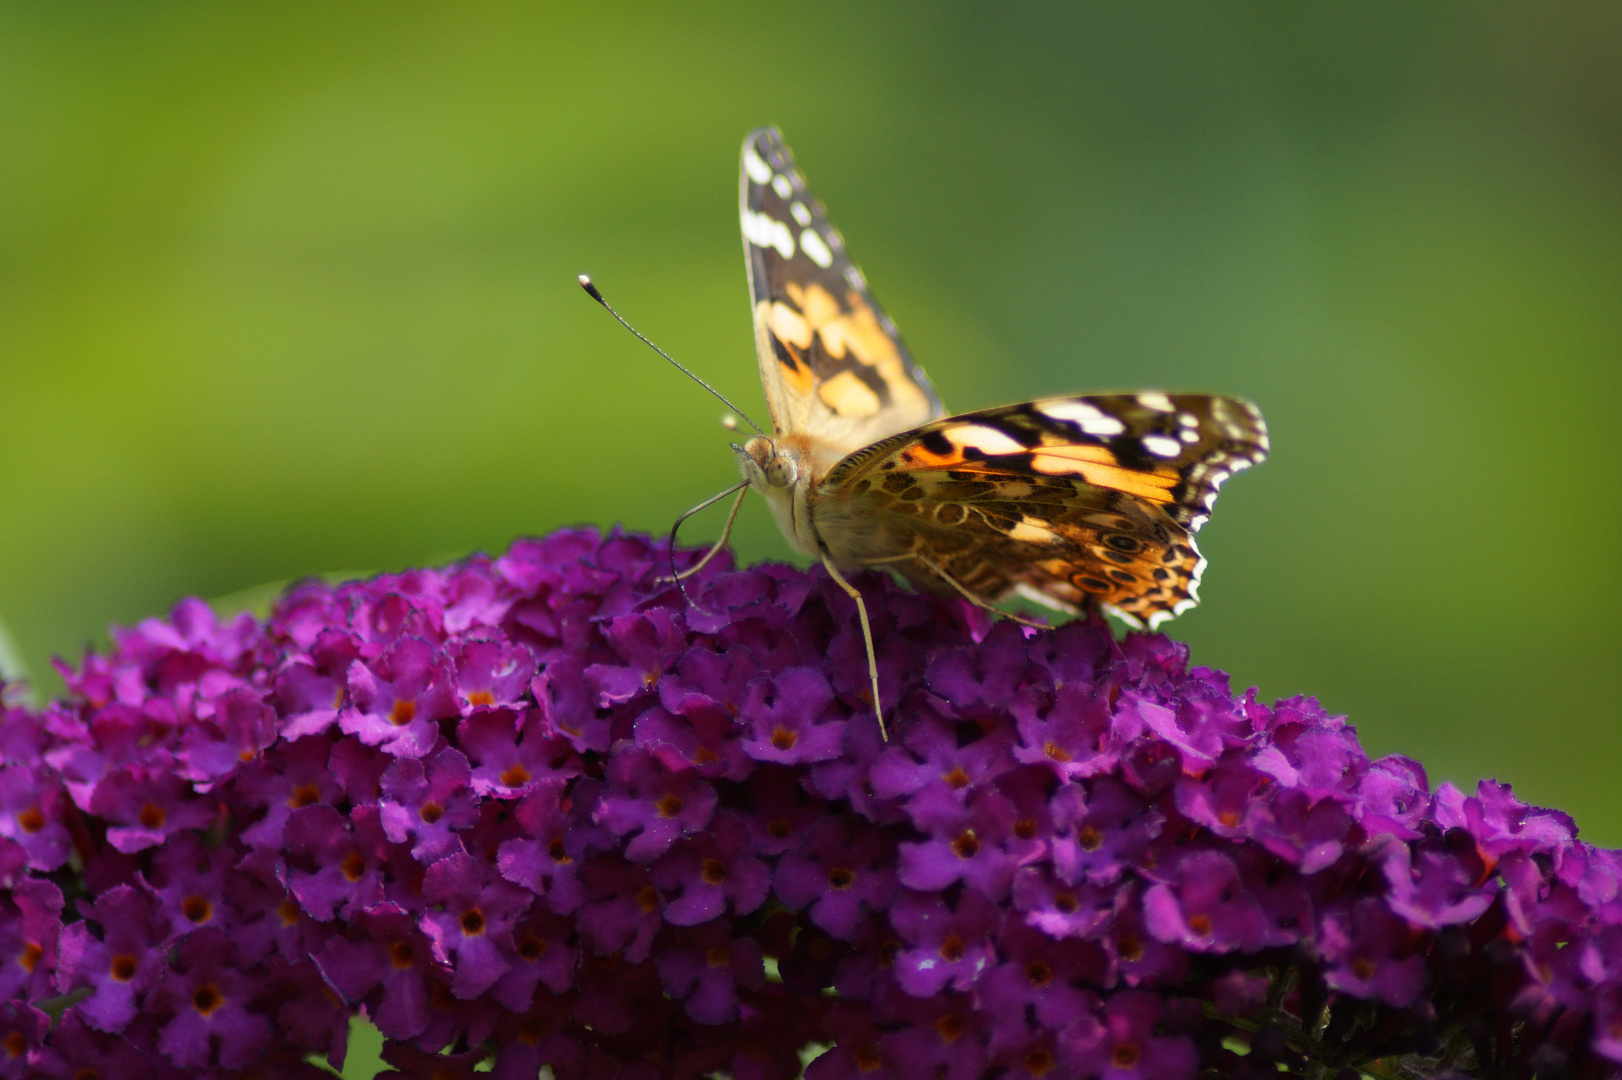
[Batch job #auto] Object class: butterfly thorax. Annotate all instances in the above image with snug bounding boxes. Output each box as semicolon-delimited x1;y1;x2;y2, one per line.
734;431;911;569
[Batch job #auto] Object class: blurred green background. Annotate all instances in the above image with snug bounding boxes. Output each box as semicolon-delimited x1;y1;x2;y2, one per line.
3;0;1619;854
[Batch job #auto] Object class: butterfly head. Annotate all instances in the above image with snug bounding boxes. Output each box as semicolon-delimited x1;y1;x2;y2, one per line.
733;437;798;489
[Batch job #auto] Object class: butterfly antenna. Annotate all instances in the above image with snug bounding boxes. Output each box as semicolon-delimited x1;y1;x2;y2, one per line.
578;275;766;436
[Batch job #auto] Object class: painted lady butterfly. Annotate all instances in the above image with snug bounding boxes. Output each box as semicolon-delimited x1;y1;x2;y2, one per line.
663;128;1267;733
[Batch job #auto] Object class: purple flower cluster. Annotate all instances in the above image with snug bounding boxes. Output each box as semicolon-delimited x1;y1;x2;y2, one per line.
0;528;1618;1079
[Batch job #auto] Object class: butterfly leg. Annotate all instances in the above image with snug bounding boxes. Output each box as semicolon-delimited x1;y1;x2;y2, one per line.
911;553;1049;630
818;549;887;740
659;481;750;608
659;483;749;585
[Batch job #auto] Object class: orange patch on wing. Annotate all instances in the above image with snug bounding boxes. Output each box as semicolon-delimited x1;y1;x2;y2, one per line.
826;290;898;366
818;370;882;416
791;281;841;330
758;302;815;396
765;299;812;348
1028;444;1118;467
781;350;814;394
901;445;971;469
783;282;932;420
1028;446;1177;503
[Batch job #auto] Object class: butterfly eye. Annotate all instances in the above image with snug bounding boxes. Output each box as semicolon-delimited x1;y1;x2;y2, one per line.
739;436;798;488
764;455;799;488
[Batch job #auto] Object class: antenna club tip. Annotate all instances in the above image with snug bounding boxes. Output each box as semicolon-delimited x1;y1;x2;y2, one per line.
577;274;606;303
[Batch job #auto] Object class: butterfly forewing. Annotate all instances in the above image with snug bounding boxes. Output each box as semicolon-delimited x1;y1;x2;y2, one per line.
741;127;944;468
815;394;1268;627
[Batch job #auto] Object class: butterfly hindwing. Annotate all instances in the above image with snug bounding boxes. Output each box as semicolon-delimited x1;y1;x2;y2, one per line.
815;394;1268;626
742;127;944;467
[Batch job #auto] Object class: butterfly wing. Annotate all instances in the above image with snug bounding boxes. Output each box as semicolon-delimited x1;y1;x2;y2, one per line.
813;393;1268;627
741;127;945;469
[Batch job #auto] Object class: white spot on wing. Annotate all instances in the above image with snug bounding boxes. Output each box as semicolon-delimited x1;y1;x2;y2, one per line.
799;229;833;268
1138;393;1175;413
952;426;1026;456
1008;516;1059;544
1038;400;1126;437
742;210;795;259
790;202;812;226
772;174;794;199
744;148;773;184
1141;435;1182;458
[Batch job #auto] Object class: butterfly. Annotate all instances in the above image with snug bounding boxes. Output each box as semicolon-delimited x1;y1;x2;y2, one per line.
674;128;1267;735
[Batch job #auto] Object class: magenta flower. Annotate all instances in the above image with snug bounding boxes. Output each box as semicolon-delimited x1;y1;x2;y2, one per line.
377;744;480;861
53;884;167;1033
0;873;60;1007
0;732;71;872
341;637;459;759
314;902;437;1040
0;527;1615;1078
1142;848;1287;954
0;1000;49;1079
890;888;1000;996
419;851;533;1000
151;927;273;1070
649;810;772;925
21;1012;156;1080
1061;990;1199;1080
495;779;594;914
654;920;767;1023
775;815;900;940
